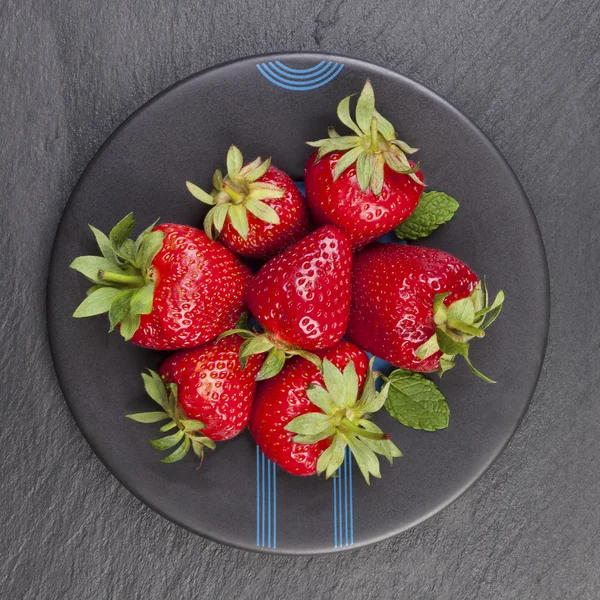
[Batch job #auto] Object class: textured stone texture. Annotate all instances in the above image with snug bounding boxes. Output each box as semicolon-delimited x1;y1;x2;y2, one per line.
1;0;599;598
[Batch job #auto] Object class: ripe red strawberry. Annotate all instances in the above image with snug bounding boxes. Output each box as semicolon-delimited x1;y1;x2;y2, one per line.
304;80;425;250
347;243;505;382
249;341;401;483
247;225;352;350
71;214;251;350
226;226;352;380
127;335;263;463
186;145;311;260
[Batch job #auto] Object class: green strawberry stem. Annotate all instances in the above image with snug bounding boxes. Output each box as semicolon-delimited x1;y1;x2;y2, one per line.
285;357;402;484
447;319;485;337
126;370;215;465
306;79;424;195
186;145;284;241
98;270;145;286
218;316;322;380
341;417;389;440
70;213;165;341
222;181;244;204
369;116;378;152
415;279;505;382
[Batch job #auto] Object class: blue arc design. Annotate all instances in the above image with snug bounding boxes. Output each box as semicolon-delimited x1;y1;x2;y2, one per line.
267;61;333;80
259;64;337;88
262;63;337;87
273;60;326;74
256;61;344;91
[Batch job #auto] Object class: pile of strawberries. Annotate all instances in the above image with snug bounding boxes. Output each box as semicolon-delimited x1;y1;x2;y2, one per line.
71;81;504;484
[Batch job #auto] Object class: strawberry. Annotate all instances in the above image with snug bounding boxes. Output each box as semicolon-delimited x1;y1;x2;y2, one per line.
70;214;251;350
304;80;425;250
186;145;311;260
127;335;263;463
249;341;401;483
224;225;352;380
346;243;505;382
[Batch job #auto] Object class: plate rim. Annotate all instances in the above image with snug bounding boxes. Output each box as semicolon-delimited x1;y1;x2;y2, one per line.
45;51;551;555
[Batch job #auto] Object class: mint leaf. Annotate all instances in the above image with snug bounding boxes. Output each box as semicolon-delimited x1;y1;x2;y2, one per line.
394;191;459;240
384;369;449;431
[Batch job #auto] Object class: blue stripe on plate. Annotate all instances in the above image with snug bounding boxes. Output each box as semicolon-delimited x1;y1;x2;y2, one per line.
349;448;354;545
333;448;354;548
333;466;338;548
256;448;277;548
267;450;271;548
344;447;349;546
256;445;260;547
261;450;265;546
338;452;343;544
255;445;355;549
272;460;277;548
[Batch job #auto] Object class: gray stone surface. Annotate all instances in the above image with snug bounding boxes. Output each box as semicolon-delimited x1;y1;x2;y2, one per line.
1;0;599;598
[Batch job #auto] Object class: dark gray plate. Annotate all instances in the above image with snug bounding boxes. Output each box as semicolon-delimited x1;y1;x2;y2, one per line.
47;53;549;554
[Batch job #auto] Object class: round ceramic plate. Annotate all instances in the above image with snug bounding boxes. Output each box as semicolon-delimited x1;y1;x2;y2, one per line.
47;53;549;554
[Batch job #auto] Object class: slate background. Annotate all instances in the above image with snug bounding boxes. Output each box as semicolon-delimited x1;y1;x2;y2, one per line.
1;1;599;598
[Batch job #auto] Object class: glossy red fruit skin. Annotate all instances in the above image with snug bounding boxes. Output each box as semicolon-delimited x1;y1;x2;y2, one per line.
246;225;352;351
304;151;423;250
131;224;251;351
347;243;478;372
249;341;368;476
219;166;312;260
159;335;263;441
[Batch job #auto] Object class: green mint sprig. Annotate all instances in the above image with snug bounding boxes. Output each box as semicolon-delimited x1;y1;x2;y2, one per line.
395;191;459;241
383;369;450;431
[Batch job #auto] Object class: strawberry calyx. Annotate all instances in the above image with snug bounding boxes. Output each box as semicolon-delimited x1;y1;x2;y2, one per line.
126;369;216;465
285;357;402;484
186;145;285;240
219;317;322;381
306;79;425;195
415;280;505;383
70;213;165;341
